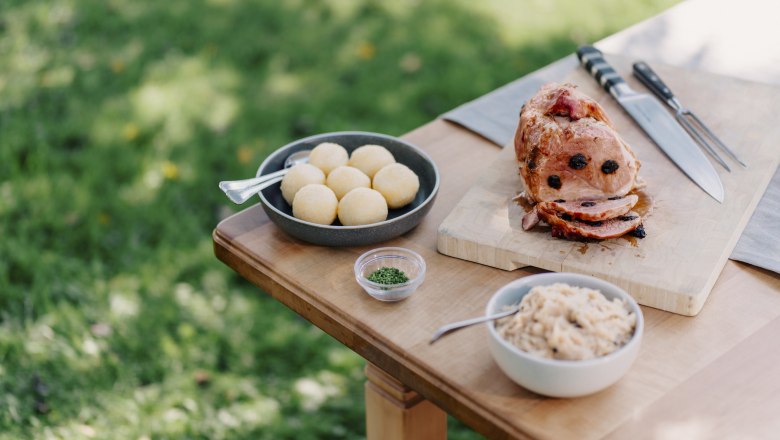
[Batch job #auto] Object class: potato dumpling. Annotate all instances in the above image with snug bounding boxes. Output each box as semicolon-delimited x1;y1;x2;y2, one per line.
292;184;338;225
326;166;371;200
348;144;395;178
280;163;325;205
372;163;420;209
309;142;349;176
338;187;388;226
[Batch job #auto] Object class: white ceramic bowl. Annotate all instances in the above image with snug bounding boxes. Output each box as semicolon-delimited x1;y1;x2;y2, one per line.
354;247;426;302
485;272;644;398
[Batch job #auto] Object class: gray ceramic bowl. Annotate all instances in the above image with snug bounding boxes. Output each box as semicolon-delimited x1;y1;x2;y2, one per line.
256;131;440;246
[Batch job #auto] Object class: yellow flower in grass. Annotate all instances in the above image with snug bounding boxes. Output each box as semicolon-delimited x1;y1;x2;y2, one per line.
237;145;254;164
356;42;376;60
162;161;180;180
111;59;125;73
122;123;139;141
98;212;110;225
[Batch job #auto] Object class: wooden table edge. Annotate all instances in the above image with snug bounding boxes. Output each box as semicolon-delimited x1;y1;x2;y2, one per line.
212;221;533;439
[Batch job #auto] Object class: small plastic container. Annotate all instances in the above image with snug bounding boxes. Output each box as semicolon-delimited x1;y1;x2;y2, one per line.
354;247;426;301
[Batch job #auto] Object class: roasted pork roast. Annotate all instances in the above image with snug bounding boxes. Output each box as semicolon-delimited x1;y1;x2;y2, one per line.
515;83;645;240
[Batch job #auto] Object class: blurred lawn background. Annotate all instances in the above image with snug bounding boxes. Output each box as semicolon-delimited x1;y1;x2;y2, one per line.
0;0;678;438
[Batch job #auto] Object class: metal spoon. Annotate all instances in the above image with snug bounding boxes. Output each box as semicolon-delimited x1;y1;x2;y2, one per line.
219;150;311;204
429;304;520;345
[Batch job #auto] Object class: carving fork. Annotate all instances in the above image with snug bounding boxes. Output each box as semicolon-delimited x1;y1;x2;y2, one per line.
632;61;747;171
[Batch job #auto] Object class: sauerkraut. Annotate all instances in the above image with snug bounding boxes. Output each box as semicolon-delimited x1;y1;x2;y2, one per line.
495;283;636;360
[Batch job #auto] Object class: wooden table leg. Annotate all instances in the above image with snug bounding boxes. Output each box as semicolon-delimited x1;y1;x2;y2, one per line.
364;363;447;440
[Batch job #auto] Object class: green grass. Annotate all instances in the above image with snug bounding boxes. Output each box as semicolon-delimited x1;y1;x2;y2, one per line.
0;0;677;438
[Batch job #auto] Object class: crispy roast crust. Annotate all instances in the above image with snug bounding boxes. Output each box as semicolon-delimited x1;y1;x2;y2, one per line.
515;83;641;203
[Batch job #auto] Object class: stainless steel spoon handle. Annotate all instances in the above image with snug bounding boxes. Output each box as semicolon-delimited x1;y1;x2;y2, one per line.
222;175;284;204
429;305;519;345
219;168;289;192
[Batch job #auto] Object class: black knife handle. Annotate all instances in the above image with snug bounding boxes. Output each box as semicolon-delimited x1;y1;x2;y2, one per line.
632;61;675;102
576;45;626;95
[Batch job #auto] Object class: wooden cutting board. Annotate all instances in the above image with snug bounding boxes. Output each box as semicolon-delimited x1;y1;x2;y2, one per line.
437;56;780;316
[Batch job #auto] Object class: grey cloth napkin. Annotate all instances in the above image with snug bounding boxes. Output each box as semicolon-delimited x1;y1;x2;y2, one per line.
442;55;780;274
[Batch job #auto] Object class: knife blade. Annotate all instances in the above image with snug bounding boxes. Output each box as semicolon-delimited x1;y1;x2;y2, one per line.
576;46;724;203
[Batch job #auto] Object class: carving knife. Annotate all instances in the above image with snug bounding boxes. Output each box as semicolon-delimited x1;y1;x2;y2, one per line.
576;46;724;203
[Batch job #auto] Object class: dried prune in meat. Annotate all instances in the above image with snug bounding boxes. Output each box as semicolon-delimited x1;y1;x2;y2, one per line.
601;160;619;174
568;153;588;170
547;175;562;189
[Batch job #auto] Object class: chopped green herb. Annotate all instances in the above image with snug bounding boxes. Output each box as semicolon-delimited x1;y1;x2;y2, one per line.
367;267;409;285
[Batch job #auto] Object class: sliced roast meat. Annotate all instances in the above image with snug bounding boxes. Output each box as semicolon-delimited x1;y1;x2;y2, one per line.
537;207;643;240
543;194;638;222
521;194;639;231
521;207;541;231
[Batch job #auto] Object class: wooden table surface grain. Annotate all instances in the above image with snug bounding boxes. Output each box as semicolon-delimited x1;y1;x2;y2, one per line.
215;118;780;439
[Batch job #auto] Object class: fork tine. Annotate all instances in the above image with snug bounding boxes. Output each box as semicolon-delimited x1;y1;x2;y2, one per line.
676;113;731;171
685;111;748;167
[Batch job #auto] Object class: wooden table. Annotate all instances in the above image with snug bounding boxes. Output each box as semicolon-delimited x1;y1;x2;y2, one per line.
214;1;780;438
